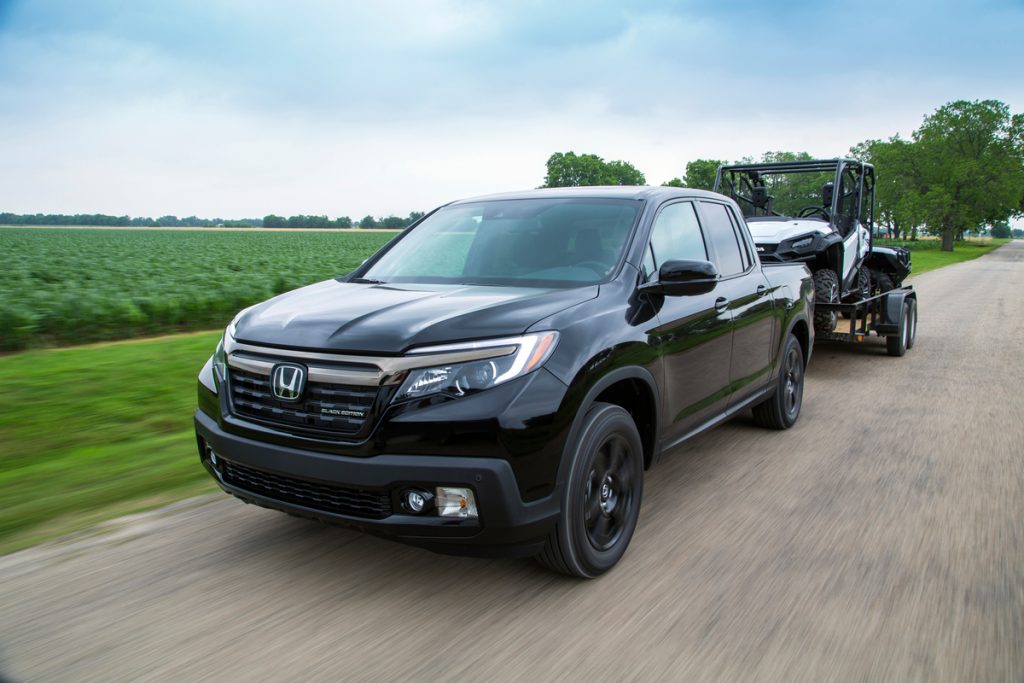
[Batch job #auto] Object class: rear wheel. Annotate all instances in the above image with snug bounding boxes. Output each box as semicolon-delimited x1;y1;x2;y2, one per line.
752;333;805;429
874;272;896;294
537;403;644;578
842;268;872;318
812;269;840;333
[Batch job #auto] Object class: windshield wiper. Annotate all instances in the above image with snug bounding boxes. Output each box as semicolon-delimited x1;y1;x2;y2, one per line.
349;277;386;284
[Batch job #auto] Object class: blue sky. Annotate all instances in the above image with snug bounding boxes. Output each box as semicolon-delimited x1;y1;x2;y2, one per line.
1;0;1022;218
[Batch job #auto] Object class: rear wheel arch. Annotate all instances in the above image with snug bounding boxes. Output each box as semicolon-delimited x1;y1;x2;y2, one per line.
787;317;810;368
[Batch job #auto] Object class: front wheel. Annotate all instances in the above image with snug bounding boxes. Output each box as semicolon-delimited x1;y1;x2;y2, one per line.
752;333;805;430
536;403;644;578
812;269;840;333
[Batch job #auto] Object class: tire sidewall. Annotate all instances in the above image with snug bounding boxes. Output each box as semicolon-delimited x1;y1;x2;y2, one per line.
777;334;804;428
560;404;644;577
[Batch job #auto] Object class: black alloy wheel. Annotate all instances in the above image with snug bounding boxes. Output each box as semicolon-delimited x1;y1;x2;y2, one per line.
536;403;644;578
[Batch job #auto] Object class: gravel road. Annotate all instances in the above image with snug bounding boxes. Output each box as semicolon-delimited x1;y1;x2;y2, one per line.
2;242;1022;682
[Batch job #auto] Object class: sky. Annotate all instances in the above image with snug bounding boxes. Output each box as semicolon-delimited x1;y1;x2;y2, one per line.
1;0;1022;219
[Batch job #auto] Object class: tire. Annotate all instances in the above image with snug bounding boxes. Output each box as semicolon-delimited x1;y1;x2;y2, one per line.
905;298;917;350
841;268;871;318
536;403;644;578
875;272;896;294
812;269;840;333
857;267;871;299
752;334;805;430
886;300;911;357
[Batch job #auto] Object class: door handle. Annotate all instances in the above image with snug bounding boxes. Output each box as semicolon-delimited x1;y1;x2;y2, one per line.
714;297;730;312
756;285;768;297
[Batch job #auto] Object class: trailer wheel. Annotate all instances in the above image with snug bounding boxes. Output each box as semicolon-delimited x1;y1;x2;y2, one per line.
905;298;917;350
812;269;839;333
886;300;912;357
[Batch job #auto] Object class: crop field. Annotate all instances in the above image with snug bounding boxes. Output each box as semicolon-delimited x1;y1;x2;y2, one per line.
0;228;396;350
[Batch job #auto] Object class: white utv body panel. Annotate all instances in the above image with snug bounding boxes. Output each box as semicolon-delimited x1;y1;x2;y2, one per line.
747;219;832;246
750;218;869;286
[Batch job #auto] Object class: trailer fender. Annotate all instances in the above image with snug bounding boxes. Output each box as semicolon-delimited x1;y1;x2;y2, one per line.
875;288;916;335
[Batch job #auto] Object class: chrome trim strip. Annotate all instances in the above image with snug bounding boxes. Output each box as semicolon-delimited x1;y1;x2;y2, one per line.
228;355;382;385
224;333;517;386
406;335;531;355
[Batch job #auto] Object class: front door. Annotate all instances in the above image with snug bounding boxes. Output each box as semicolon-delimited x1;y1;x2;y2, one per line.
642;201;733;443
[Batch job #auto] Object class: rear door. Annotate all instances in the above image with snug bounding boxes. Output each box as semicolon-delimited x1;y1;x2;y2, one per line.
642;201;733;442
696;200;776;404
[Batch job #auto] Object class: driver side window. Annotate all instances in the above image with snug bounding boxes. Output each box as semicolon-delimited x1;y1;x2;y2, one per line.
644;202;708;279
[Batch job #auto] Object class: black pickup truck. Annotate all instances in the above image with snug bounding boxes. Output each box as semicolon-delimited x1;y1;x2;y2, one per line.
195;186;814;577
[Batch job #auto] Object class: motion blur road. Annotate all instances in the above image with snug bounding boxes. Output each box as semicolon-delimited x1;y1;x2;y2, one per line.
2;243;1022;682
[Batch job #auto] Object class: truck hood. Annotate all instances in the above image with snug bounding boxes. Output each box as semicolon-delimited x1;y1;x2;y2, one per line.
232;279;598;354
747;219;832;245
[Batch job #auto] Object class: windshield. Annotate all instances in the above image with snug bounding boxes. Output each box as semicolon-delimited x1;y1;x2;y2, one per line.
719;169;836;220
360;197;641;286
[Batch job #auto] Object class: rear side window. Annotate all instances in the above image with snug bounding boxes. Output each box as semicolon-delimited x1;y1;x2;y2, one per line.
700;202;745;276
647;202;707;274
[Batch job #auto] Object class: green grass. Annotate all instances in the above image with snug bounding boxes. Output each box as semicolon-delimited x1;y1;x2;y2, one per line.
0;331;222;553
875;237;1010;275
0;228;395;351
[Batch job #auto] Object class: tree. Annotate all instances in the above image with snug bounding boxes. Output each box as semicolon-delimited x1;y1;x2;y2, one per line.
851;136;924;240
262;214;286;228
661;178;684;187
680;159;724;191
381;215;405;229
911;100;1024;251
541;151;646;187
359;215;378;229
990;222;1012;238
334;216;353;229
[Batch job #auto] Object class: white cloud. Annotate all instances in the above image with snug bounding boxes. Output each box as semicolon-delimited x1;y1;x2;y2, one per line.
0;0;1022;217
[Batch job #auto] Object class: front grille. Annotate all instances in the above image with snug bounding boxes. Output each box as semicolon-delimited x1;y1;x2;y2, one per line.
222;460;392;519
228;368;379;436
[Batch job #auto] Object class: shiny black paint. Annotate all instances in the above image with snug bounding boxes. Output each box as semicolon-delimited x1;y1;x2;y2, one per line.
197;186;814;553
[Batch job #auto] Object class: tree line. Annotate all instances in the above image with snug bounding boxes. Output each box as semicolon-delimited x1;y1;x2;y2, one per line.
544;99;1024;251
0;211;426;230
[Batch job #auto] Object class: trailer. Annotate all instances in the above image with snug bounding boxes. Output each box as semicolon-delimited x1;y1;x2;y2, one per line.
815;285;917;356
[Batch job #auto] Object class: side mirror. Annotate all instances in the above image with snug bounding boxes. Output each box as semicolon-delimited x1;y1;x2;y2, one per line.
639;259;719;296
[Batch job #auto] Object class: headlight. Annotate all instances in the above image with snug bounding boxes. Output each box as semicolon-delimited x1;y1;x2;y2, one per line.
395;332;559;402
208;313;244;391
791;236;814;249
212;334;228;386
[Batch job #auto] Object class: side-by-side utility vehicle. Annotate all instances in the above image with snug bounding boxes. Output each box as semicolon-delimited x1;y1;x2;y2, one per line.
714;159;913;341
195;187;814;577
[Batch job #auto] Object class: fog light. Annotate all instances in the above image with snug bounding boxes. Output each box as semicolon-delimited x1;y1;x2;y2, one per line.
402;489;433;514
436;487;478;519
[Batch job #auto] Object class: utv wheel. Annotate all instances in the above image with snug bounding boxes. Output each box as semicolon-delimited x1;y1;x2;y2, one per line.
752;333;805;430
537;403;644;578
886;299;914;357
812;269;840;333
875;272;896;294
856;267;871;299
841;268;872;318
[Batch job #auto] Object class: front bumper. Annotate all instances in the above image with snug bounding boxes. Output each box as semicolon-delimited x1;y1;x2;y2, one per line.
195;409;560;557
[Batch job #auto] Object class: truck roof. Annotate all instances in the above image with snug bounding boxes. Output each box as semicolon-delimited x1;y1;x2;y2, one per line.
449;185;727;205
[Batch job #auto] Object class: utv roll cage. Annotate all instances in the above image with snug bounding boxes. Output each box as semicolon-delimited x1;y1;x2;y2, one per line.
714;159;876;243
